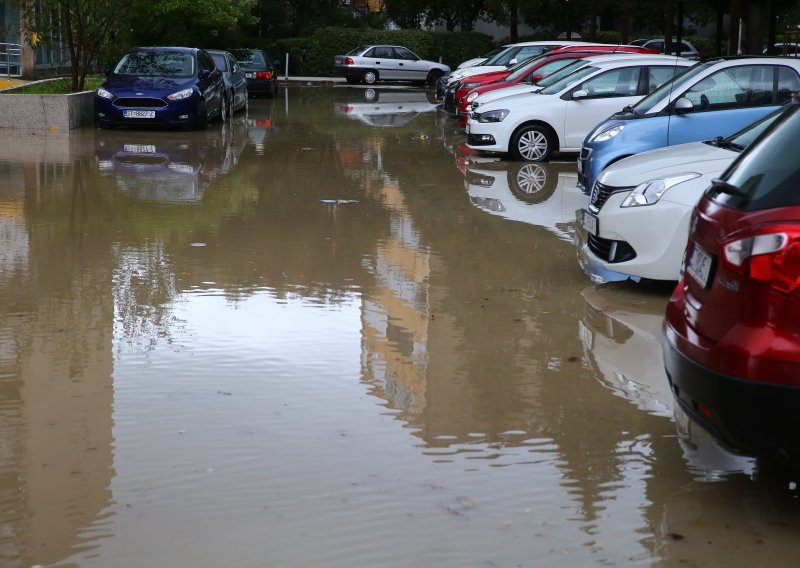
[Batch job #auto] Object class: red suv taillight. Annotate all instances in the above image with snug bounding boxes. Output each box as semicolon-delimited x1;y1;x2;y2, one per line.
721;225;800;293
256;71;272;80
345;57;355;65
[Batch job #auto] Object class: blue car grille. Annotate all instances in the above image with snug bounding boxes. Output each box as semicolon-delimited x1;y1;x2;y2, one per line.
113;97;167;108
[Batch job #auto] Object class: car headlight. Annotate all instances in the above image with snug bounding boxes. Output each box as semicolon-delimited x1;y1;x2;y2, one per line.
167;88;194;101
620;174;701;207
477;109;509;123
590;124;625;143
462;82;480;90
96;87;114;100
466;91;479;103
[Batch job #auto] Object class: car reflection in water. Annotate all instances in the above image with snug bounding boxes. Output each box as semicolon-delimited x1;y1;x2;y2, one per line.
333;88;439;128
580;282;755;480
95;115;250;202
464;160;585;242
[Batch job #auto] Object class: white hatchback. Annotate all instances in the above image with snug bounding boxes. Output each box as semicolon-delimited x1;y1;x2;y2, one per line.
578;106;784;281
465;55;693;161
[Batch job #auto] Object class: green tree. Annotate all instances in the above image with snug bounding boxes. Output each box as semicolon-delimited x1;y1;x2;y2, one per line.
16;0;132;91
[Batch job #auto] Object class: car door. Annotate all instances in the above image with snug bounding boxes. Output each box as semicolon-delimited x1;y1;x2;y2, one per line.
227;52;247;109
561;65;643;149
198;50;223;114
364;46;399;80
393;47;425;81
667;64;800;146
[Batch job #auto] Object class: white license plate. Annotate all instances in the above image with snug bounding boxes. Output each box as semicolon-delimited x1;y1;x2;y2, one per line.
465;123;470;134
686;244;713;288
577;158;582;174
581;209;598;235
246;72;255;79
123;110;155;119
123;144;156;153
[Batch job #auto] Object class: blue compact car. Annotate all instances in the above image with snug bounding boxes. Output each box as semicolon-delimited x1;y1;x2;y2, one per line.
577;57;800;193
95;47;226;130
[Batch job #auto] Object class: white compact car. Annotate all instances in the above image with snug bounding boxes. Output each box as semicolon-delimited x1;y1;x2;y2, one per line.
465;55;692;161
579;106;784;281
466;53;644;113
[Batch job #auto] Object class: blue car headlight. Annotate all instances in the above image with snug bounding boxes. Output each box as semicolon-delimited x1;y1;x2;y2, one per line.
477;109;509;123
167;88;194;101
589;123;625;143
620;174;700;207
96;87;114;100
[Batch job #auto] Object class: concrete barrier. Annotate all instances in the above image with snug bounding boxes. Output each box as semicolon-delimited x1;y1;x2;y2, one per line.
0;90;94;130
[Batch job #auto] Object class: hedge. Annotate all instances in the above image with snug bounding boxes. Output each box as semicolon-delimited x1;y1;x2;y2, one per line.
269;27;494;77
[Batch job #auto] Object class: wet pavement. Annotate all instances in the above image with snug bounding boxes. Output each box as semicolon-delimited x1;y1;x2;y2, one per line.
2;85;800;567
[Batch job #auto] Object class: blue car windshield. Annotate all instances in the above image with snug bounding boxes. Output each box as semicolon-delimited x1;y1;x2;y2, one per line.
631;61;710;115
115;52;195;78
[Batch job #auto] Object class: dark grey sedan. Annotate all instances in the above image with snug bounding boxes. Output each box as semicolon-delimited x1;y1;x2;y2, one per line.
207;49;248;115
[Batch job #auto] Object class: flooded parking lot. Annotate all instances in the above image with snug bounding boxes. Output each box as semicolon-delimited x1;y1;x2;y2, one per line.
3;85;800;567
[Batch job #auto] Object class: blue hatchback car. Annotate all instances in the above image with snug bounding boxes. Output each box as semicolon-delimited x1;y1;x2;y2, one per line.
577;57;800;193
95;47;226;130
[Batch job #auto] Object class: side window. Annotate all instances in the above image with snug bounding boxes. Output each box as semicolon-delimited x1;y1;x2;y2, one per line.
683;66;772;111
647;65;685;94
533;59;576;78
227;54;238;73
394;47;417;61
370;47;392;59
580;67;641;98
777;66;800;104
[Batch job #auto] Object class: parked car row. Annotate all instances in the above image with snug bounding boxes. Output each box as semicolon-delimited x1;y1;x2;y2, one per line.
440;44;800;463
95;46;278;130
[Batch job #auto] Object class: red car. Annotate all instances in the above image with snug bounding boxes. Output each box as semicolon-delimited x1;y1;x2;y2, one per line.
663;101;800;463
454;52;602;125
454;44;658;123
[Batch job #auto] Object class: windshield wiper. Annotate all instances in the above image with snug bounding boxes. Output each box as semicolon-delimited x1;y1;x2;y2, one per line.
709;136;745;152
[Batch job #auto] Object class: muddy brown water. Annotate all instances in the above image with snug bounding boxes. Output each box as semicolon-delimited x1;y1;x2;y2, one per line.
2;86;800;567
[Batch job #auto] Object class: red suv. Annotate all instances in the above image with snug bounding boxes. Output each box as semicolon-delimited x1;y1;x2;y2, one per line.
664;101;800;462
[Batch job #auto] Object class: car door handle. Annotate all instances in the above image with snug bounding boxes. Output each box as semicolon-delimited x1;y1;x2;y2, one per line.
399;63;404;66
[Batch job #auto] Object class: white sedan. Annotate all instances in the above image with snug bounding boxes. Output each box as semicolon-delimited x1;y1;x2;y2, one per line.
465;55;692;161
579;106;783;281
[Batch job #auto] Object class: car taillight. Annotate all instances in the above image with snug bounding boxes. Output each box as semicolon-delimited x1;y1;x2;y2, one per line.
345;57;354;65
256;71;272;80
344;105;353;113
722;225;800;293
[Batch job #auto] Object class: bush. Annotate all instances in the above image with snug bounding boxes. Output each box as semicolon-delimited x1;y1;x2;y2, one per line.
271;27;493;77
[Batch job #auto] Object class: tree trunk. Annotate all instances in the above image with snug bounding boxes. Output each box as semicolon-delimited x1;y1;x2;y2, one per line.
729;0;741;55
510;0;518;42
622;0;630;44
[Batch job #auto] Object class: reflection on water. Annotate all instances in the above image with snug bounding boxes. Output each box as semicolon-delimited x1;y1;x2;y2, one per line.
1;89;800;568
333;87;439;128
464;160;586;241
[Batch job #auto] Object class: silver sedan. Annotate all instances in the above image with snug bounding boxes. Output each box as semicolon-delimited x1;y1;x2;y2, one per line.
333;45;450;86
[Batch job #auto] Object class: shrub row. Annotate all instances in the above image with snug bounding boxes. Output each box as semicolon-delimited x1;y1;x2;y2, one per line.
266;27;493;77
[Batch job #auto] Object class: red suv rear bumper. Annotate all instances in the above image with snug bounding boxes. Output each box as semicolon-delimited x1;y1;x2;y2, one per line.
664;288;800;463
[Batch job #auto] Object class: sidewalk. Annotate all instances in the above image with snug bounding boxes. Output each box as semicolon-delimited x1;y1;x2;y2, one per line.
278;76;345;84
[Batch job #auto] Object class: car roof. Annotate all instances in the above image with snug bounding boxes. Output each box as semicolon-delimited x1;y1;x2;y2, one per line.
585;54;694;66
131;46;197;53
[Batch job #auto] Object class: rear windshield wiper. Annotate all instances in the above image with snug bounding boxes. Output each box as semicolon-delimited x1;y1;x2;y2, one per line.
710;178;745;196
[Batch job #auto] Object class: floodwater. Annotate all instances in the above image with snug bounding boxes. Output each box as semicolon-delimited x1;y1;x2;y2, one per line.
2;86;800;568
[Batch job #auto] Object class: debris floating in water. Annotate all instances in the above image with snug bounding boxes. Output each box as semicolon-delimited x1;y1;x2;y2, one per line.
190;242;207;247
320;199;359;205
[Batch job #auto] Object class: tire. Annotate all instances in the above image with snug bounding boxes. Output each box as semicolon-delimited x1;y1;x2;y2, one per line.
362;69;378;85
510;124;555;162
363;88;377;102
426;69;443;87
194;101;208;130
